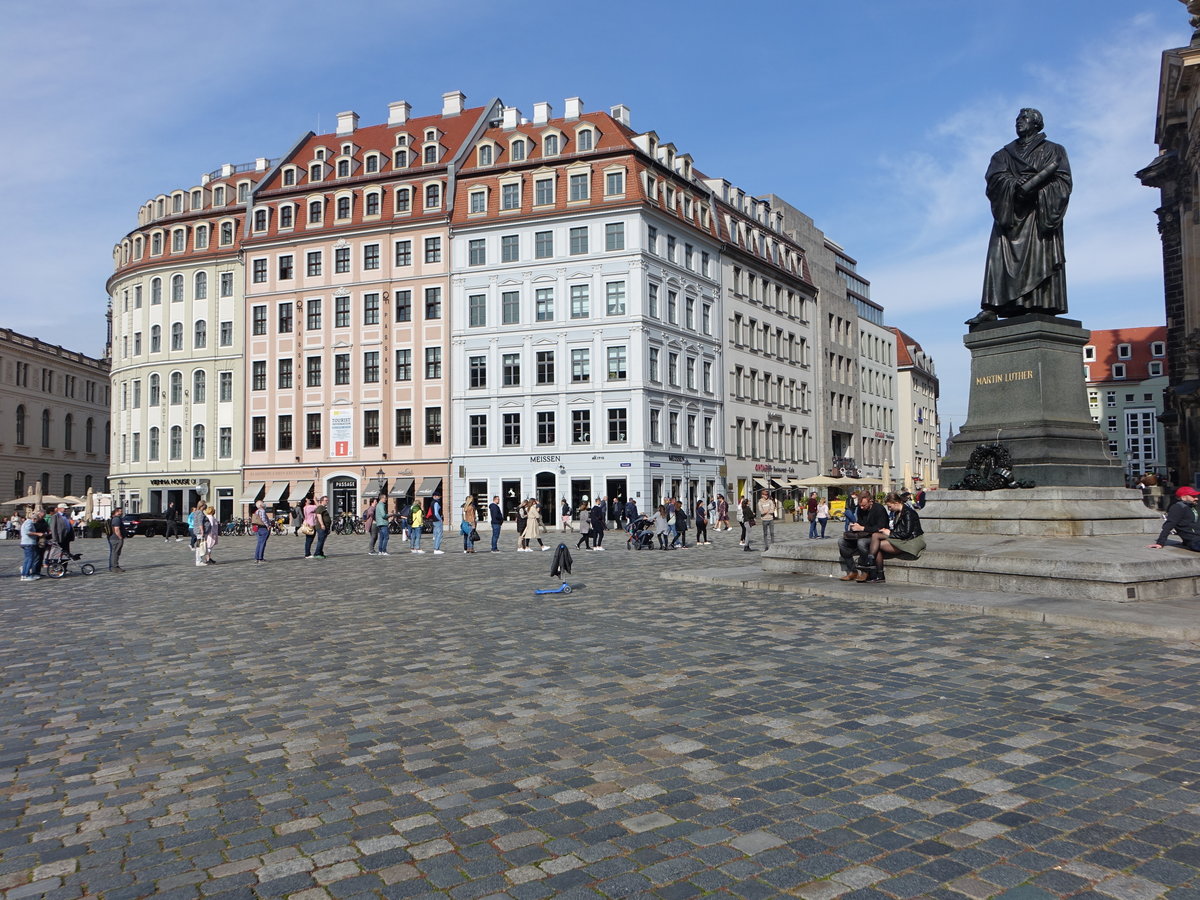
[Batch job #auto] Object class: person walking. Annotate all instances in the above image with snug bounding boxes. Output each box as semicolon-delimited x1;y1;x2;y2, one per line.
624;497;639;525
312;495;331;559
19;510;45;581
301;496;319;558
253;500;271;563
738;497;755;546
694;499;709;545
399;499;411;544
560;498;573;532
673;503;689;549
522;499;548;551
108;505;128;572
163;501;181;542
576;505;592;550
374;495;391;556
364;497;380;554
590;498;607;550
430;492;445;555
187;501;200;549
204;506;220;563
461;496;478;553
290;501;303;535
514;500;528;552
193;506;211;566
488;495;503;552
757;490;778;551
50;503;74;561
816;498;830;538
409;501;425;553
807;492;820;538
716;494;730;531
653;506;670;550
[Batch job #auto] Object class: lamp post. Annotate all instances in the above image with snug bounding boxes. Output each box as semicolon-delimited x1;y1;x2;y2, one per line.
681;459;692;513
377;468;386;499
117;479;127;510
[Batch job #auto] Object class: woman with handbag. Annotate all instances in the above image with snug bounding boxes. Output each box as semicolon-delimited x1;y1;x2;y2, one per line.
300;497;318;558
461;497;478;553
521;499;548;551
860;492;926;584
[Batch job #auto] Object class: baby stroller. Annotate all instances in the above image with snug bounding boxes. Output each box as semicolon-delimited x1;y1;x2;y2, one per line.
44;541;96;578
625;516;655;550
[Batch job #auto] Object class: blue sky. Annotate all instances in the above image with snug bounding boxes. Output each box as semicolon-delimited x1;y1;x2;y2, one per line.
1;0;1186;438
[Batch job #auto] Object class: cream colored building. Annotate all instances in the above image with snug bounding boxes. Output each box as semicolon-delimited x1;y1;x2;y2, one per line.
892;327;940;489
0;328;110;506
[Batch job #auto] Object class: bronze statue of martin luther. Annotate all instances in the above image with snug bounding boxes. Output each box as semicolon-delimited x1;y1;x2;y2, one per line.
966;108;1071;326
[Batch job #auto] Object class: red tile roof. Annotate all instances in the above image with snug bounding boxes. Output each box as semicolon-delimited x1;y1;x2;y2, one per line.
1086;326;1167;382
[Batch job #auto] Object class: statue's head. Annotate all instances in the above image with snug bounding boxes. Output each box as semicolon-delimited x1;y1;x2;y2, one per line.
1016;108;1044;137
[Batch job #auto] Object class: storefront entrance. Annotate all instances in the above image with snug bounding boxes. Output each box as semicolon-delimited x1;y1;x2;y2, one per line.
535;471;556;525
330;477;357;517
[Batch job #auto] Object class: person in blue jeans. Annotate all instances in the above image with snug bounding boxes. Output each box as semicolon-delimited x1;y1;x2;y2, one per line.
19;511;45;581
488;495;503;552
374;496;391;555
253;500;271;563
430;493;444;554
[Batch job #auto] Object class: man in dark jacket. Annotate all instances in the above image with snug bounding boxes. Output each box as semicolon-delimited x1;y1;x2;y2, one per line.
590;498;607;550
488;495;504;552
1148;486;1200;551
624;498;638;522
163;501;180;542
838;494;889;581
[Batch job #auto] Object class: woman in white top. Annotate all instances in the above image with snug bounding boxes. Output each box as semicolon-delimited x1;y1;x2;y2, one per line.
816;500;830;538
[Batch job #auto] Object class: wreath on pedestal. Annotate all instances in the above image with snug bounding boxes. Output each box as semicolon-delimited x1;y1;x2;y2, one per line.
950;442;1036;491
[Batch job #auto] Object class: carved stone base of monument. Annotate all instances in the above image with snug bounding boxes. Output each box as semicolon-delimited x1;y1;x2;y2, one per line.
919;487;1161;536
939;314;1125;488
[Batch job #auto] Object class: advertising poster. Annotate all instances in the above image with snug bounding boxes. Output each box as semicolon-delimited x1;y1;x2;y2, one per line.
330;409;353;457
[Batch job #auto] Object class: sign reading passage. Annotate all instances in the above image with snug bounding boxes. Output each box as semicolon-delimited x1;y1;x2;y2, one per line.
330;409;353;457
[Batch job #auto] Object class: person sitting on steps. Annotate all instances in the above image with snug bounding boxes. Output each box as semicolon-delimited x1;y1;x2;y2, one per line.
837;493;889;582
858;492;927;585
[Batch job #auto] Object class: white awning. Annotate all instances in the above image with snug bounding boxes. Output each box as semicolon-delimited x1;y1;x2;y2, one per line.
415;476;443;498
238;482;265;503
291;480;314;501
389;477;414;498
263;481;290;503
360;478;383;498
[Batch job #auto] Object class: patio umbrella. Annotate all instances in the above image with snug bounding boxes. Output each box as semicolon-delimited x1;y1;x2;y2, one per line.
60;495;83;505
0;493;36;506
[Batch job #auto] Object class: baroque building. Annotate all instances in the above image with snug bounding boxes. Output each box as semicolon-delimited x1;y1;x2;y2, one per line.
890;328;940;490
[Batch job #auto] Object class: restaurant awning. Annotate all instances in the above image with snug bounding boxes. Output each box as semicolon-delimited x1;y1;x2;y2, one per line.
389;477;414;498
752;478;770;489
291;480;314;501
769;479;786;490
360;478;383;498
238;482;265;503
415;476;442;498
262;481;290;503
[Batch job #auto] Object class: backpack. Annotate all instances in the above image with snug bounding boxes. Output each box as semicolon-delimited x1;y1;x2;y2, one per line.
361;505;373;524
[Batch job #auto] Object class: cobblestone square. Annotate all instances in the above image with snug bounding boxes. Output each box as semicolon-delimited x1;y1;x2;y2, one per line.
1;524;1199;898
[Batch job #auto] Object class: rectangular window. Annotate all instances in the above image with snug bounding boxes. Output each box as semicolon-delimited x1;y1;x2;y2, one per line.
537;411;555;445
650;409;660;443
278;415;293;451
278;303;293;333
395;408;412;445
702;360;712;393
334;353;350;385
667;290;677;324
701;251;711;277
501;234;519;262
669;412;679;445
306;298;321;330
306;356;322;387
278;358;292;389
219;426;232;458
468;293;486;327
424;236;441;263
501;183;520;210
606;281;626;316
685;244;694;269
469;190;486;214
647;225;658;254
469;355;487;389
608;408;627;442
425;407;442;443
219;372;232;402
685;297;695;329
468;238;486;266
425;347;442;379
503;413;521;446
394;240;412;266
533;288;554;322
306;251;322;276
605;222;625;251
534;178;554;206
252;305;267;335
364;410;380;447
252;258;267;283
306;413;321;449
704;416;713;449
335;247;350;273
572;409;590;444
335;295;350;328
570;284;589;318
667;235;676;261
363;244;380;270
469;414;487;448
503;353;520;386
363;292;380;325
251;417;266;452
220;272;233;297
363;351;379;383
686;358;696;390
607;346;627;380
702;303;712;334
569;226;588;255
536;350;555;385
569;172;589;201
535;230;553;259
648;283;659;318
424;287;442;319
605;171;624;196
668;352;679;386
502;291;519;324
649;347;659;382
395;290;411;322
395;348;412;380
571;348;590;382
252;360;267;391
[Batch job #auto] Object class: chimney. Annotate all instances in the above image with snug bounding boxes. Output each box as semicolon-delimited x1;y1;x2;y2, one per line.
388;101;411;126
336;110;359;135
501;106;521;129
609;104;631;127
442;90;466;116
563;96;583;120
200;173;211;185
533;102;552;125
220;164;235;177
255;157;269;171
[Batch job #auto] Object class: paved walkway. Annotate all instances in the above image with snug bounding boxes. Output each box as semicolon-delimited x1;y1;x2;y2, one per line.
1;523;1199;899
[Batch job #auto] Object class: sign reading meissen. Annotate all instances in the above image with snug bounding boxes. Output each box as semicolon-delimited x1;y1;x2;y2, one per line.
975;369;1035;386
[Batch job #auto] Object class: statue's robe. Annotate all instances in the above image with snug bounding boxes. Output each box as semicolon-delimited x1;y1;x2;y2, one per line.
981;133;1071;315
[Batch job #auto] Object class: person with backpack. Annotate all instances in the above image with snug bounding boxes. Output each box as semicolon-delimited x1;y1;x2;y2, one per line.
253;500;272;564
430;492;445;554
409;501;425;553
312;496;331;559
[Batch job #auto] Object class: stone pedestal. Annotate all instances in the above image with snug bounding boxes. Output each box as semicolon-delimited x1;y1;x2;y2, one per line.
940;315;1124;488
920;487;1162;536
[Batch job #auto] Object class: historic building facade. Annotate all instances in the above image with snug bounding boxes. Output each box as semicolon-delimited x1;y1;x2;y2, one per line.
857;313;897;489
1084;326;1169;482
891;328;940;490
0;328;110;506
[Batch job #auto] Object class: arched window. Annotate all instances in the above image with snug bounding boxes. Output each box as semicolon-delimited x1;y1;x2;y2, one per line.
193;320;207;348
169;425;182;460
577;128;594;151
279;205;293;228
85;417;94;452
194;271;207;300
193;370;206;402
337;159;350;177
337;196;351;218
150;325;161;352
195;225;208;249
171;322;183;350
425;183;441;208
511;139;526;161
253;209;267;230
148;427;160;461
151;277;162;304
148;374;160;405
15;405;25;444
365;192;380;216
220;222;233;245
13;471;23;497
543;134;559;156
308;200;322;223
213;186;225;205
170;372;182;405
64;413;73;450
41;409;51;448
171;274;184;302
192;424;205;459
479;145;493;166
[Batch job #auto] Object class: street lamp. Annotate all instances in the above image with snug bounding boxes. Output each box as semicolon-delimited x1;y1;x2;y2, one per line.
117;479;127;509
377;467;386;498
681;460;692;513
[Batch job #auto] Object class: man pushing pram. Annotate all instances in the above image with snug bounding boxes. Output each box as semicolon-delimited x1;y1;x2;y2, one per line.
625;515;655;550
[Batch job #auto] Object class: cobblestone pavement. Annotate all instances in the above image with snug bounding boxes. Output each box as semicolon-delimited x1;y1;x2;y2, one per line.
2;523;1200;900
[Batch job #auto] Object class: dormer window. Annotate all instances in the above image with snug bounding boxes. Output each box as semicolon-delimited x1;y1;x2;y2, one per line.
577;128;594;151
253;209;268;231
282;168;296;186
151;232;163;255
425;183;441;209
337;159;350;177
395;134;408;146
213;186;225;206
172;229;186;252
156;199;165;217
315;148;326;161
238;183;249;203
544;134;559;156
1117;343;1132;360
1151;341;1166;357
309;164;322;181
220;222;234;245
341;142;352;156
424;128;437;142
308;200;322;223
279;206;293;229
172;194;183;213
423;144;439;164
394;149;408;168
191;190;202;210
336;196;351;219
364;154;379;174
479;145;493;166
1084;345;1096;361
395;187;411;212
511;139;526;161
